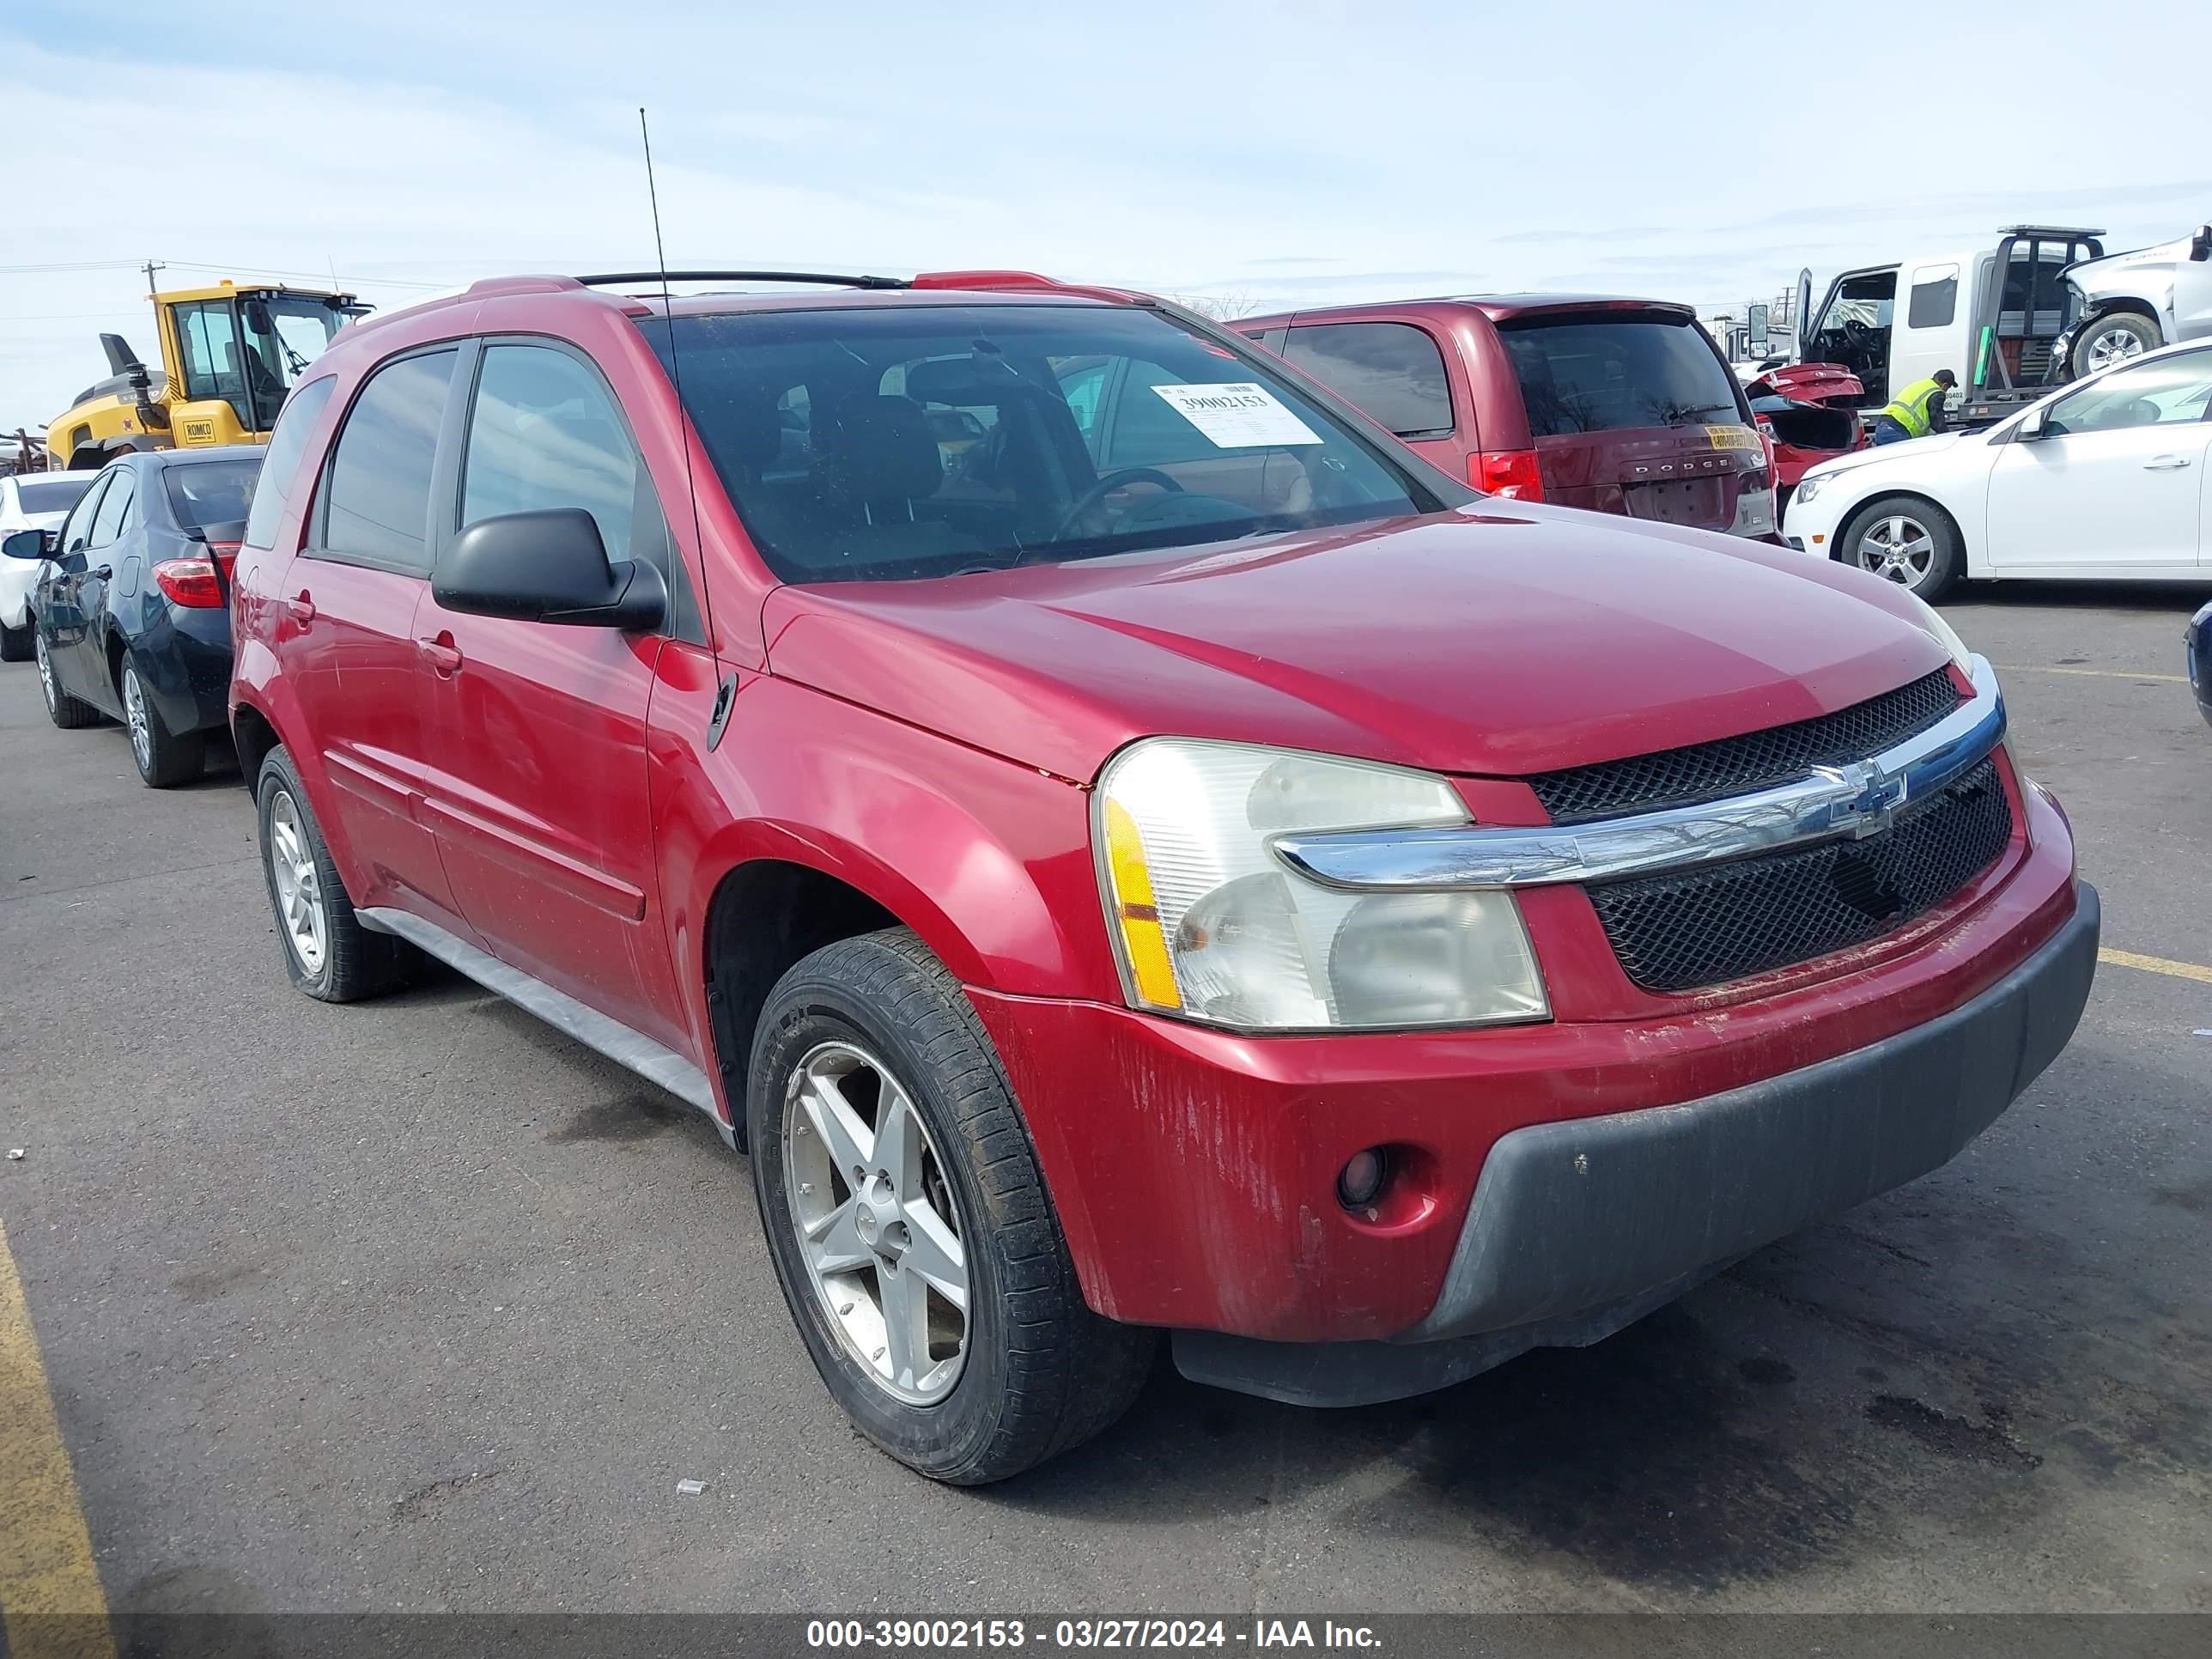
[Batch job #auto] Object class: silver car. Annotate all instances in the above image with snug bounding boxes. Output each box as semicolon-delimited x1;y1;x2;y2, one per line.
2059;223;2212;377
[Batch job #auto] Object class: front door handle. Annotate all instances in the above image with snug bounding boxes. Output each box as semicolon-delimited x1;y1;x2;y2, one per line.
416;635;464;676
2144;454;2192;470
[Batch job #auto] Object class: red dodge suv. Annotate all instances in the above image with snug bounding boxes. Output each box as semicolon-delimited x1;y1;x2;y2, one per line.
1237;294;1778;537
229;268;2096;1484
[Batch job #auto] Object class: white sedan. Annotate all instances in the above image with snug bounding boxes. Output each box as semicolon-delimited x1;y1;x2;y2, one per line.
0;471;100;661
1782;341;2212;598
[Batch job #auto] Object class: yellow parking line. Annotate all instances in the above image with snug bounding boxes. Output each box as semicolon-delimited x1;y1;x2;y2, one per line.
2100;948;2212;987
1997;663;2190;684
0;1217;114;1659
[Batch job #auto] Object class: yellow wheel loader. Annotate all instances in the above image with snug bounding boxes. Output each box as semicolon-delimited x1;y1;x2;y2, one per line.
46;281;362;470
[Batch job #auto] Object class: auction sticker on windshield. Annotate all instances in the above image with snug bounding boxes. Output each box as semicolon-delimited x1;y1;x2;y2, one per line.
1152;383;1323;447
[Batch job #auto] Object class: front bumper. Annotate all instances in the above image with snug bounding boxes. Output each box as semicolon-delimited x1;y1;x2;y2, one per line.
972;778;2085;1351
1175;882;2097;1404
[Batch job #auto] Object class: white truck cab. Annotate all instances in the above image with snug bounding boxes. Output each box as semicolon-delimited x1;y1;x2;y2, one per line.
1797;227;2105;428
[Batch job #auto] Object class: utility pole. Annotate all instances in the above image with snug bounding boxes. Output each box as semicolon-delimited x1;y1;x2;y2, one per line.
143;259;164;298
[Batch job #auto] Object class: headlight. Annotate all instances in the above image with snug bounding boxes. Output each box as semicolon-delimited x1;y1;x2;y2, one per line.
1901;590;1974;676
1094;738;1548;1031
1793;473;1827;507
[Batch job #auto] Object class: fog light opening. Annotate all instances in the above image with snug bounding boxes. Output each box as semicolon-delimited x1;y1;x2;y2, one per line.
1337;1147;1390;1212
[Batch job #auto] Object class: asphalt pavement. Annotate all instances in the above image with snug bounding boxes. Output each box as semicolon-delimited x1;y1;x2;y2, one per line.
1;581;2206;1620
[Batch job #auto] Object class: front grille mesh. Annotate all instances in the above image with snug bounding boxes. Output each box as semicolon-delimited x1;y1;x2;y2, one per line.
1589;757;2013;993
1529;669;1964;823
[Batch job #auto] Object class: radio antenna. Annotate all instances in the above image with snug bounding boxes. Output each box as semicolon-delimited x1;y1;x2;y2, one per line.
636;106;720;681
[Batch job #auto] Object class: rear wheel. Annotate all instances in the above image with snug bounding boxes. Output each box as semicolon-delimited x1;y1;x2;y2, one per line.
747;927;1155;1485
2071;312;2160;378
34;628;102;728
1839;495;1961;600
122;653;206;788
0;623;30;663
255;744;420;1001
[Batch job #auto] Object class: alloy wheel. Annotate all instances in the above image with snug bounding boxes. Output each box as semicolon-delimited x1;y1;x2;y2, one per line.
33;631;55;714
783;1040;969;1406
2085;325;2147;373
1856;514;1936;586
123;665;152;772
267;790;328;975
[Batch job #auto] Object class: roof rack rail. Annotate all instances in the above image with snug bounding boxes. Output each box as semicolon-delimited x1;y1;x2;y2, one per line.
577;270;911;290
908;270;1064;291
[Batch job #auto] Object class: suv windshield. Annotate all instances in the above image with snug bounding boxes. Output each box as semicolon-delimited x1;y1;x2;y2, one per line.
645;303;1445;583
1500;313;1747;438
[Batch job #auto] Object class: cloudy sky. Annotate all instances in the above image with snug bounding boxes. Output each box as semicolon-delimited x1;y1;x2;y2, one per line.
5;0;2207;429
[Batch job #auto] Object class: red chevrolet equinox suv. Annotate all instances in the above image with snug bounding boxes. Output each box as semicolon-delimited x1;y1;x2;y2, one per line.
230;268;2096;1484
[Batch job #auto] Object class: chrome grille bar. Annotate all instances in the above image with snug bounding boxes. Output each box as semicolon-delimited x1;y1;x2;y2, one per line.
1273;656;2006;893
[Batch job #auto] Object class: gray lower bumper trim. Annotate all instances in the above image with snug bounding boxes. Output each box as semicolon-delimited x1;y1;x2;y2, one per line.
1174;882;2098;1407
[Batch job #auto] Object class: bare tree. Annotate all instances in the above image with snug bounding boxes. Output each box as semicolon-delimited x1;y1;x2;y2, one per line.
1164;289;1266;323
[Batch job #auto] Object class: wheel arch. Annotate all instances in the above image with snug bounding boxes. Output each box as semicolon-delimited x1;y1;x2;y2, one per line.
1837;488;1976;580
231;697;283;788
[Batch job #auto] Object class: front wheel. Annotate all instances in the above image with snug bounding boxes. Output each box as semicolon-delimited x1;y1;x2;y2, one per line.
122;653;206;787
1840;495;1962;600
2071;311;2160;378
747;927;1155;1485
33;629;102;728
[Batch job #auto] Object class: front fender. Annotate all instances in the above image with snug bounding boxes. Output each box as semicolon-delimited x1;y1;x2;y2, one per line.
671;672;1119;1001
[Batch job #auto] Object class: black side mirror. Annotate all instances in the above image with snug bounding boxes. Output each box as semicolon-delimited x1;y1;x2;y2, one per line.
3;528;52;561
433;508;665;630
2191;224;2212;262
243;298;275;334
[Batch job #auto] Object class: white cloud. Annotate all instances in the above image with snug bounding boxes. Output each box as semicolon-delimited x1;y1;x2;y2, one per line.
4;1;2208;427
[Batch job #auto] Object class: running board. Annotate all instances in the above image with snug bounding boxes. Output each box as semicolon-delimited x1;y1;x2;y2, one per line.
357;906;733;1147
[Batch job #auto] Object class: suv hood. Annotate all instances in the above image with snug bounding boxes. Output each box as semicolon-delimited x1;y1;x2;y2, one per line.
761;507;1954;783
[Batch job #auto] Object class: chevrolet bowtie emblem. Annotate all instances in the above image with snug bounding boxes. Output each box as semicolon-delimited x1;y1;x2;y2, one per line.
1814;759;1906;837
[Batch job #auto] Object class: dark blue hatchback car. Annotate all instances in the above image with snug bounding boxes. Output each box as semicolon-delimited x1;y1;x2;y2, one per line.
2190;600;2212;730
2;447;261;786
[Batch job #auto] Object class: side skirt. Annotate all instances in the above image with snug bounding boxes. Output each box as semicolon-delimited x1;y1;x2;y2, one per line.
357;905;736;1149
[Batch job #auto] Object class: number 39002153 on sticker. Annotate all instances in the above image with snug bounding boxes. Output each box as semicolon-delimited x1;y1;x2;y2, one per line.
1152;382;1324;447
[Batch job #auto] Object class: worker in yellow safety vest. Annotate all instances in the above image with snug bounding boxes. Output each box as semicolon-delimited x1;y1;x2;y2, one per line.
1871;369;1956;446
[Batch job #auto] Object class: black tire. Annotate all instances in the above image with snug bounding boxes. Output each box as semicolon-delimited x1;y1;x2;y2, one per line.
1838;493;1962;600
121;653;206;788
254;744;420;1001
747;927;1156;1485
2070;311;2160;379
33;628;102;728
0;623;30;663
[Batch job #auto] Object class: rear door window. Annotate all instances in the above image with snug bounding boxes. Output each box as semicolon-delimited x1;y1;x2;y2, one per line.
244;376;337;547
1498;315;1745;436
319;349;459;572
1281;322;1454;437
89;471;137;546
